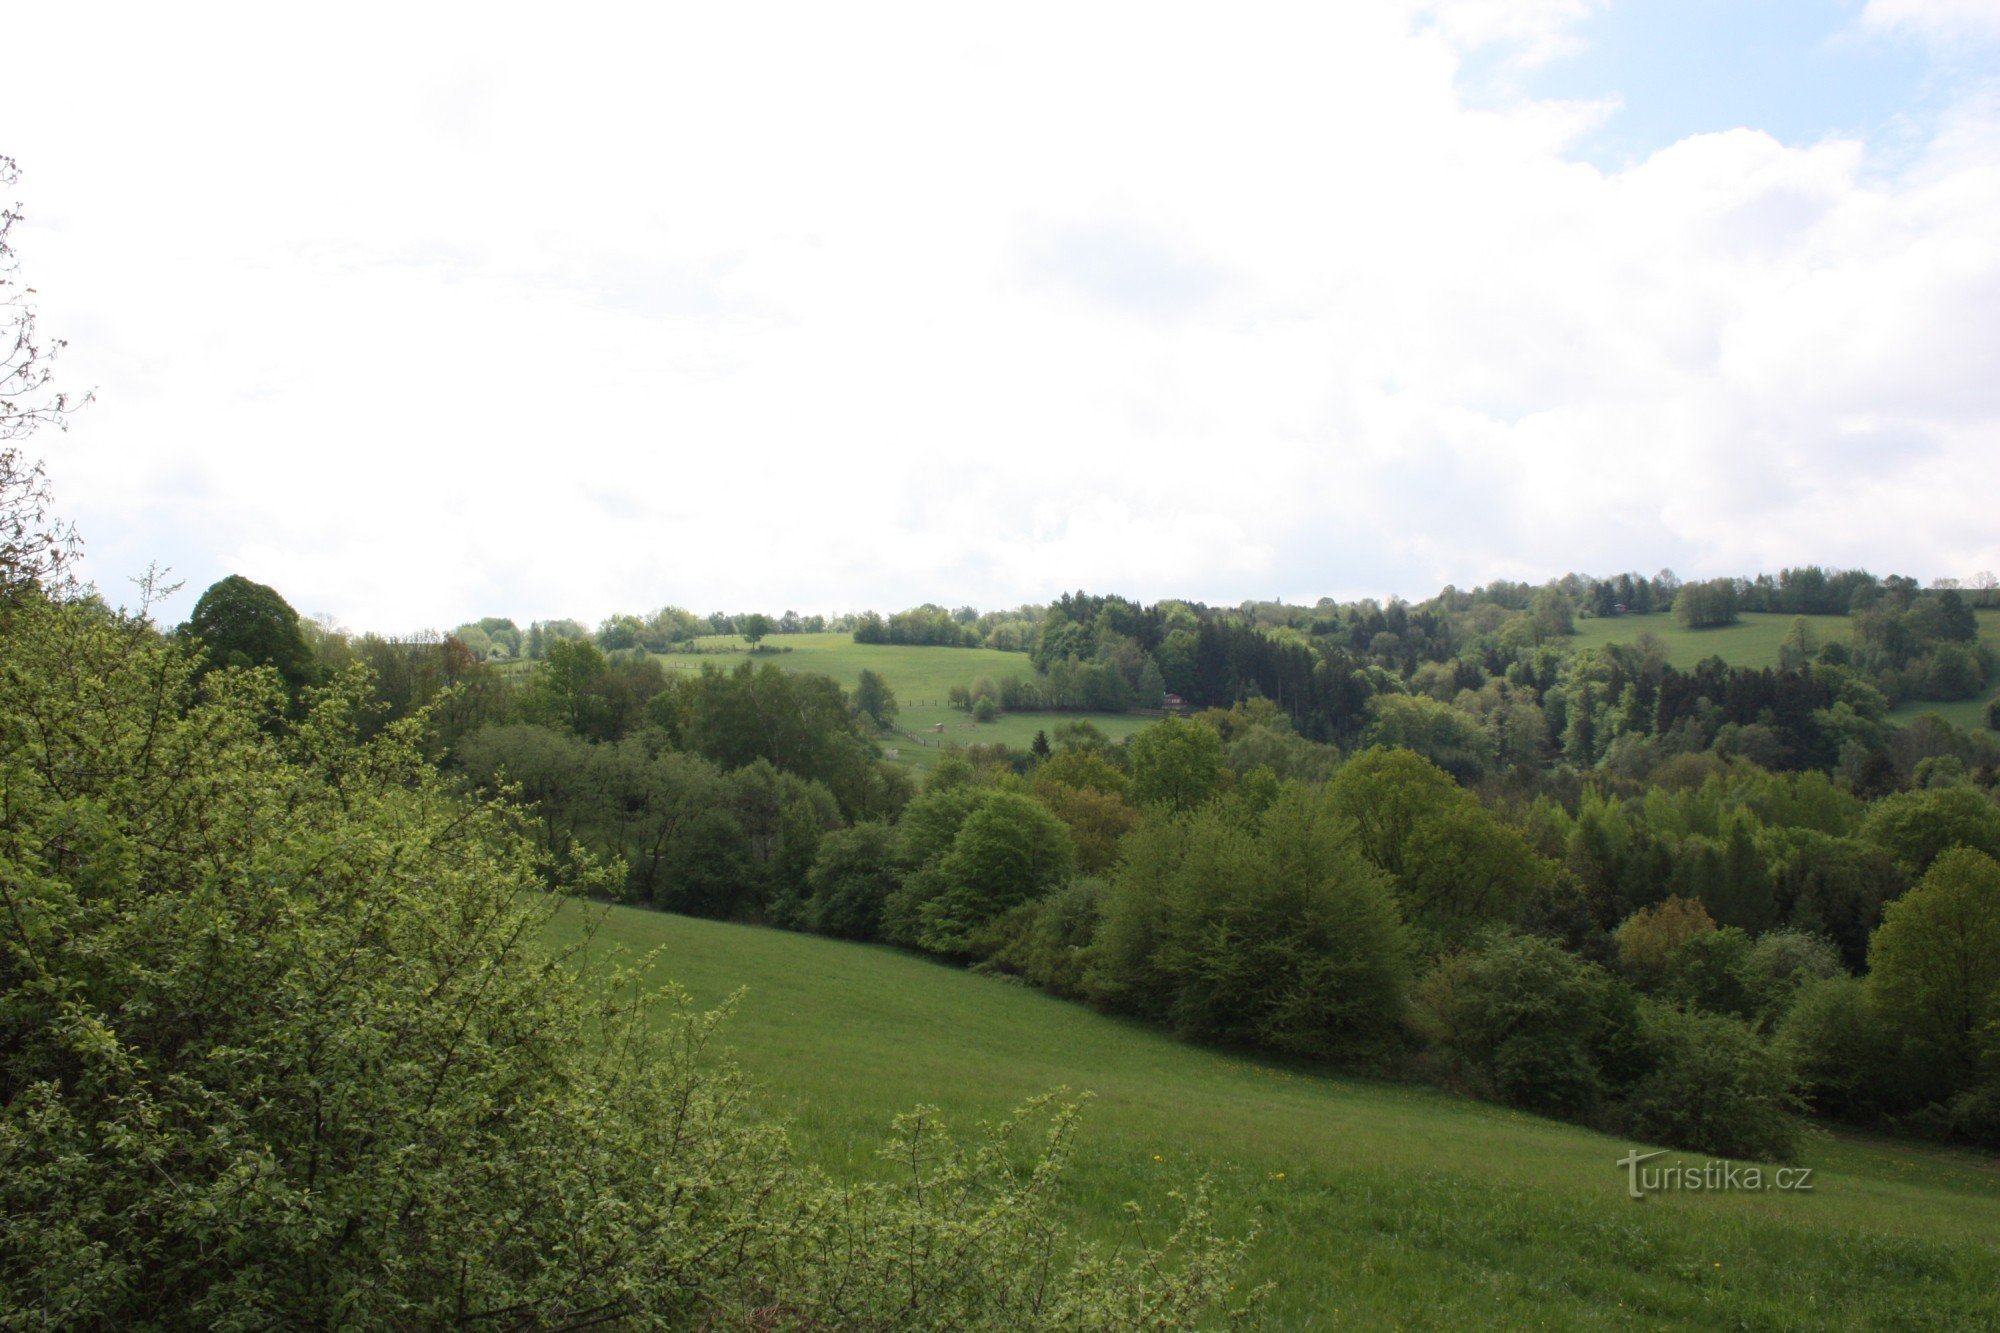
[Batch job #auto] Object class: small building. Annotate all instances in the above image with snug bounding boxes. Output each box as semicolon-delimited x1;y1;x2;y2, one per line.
1162;692;1188;712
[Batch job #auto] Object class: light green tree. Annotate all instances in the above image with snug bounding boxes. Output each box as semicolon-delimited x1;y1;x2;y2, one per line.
855;666;898;728
0;590;1251;1326
1868;847;2000;1083
1126;715;1227;811
920;791;1076;954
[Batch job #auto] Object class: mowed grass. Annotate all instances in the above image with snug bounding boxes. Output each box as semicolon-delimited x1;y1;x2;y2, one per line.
1569;610;2000;732
554;904;2000;1329
657;633;1156;770
1568;612;1856;671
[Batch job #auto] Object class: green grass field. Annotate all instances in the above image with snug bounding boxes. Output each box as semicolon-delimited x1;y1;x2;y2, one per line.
555;904;2000;1329
660;633;1156;770
1569;610;2000;732
1568;612;1856;670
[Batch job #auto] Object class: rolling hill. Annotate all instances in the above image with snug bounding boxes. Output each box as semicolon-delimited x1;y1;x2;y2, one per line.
1568;609;2000;732
553;903;2000;1328
660;632;1157;769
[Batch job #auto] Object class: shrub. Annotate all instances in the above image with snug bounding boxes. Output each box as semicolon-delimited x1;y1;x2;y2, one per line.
1740;929;1845;1030
1775;976;1898;1121
0;595;1252;1326
918;791;1076;956
982;879;1108;1000
1660;926;1757;1020
1613;896;1715;988
1618;1002;1802;1162
1860;786;2000;876
1092;788;1410;1061
1125;716;1228;812
1866;847;2000;1091
806;820;901;940
1411;933;1644;1118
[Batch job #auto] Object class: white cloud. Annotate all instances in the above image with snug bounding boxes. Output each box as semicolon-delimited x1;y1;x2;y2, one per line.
1862;0;2000;44
2;1;1996;629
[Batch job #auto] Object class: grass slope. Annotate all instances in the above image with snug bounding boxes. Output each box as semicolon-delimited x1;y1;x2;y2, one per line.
1568;610;2000;731
556;904;2000;1329
661;633;1154;770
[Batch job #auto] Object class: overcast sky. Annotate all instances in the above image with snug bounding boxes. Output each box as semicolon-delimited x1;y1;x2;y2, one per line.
4;1;1996;632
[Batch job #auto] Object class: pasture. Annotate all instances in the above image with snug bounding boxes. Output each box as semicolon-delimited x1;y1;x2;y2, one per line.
661;632;1156;768
1568;610;1999;731
556;904;2000;1329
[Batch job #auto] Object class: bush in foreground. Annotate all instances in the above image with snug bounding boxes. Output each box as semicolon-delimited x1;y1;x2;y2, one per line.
0;595;1250;1327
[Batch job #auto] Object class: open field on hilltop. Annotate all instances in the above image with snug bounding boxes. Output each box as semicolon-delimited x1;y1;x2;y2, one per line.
1569;609;2000;731
1568;612;1856;670
554;904;2000;1329
678;632;1035;701
661;632;1156;769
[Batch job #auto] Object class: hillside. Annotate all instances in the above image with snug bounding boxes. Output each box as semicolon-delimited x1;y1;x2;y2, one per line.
1569;609;2000;731
554;903;2000;1329
661;632;1157;769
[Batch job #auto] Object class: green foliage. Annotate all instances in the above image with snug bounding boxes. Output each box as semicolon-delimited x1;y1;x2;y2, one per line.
768;1095;1259;1327
184;573;320;696
1395;801;1549;948
806;821;901;940
1032;780;1140;876
1363;693;1493;783
660;660;908;820
920;791;1077;955
520;635;667;741
1766;829;1900;969
1413;933;1644;1117
0;595;754;1322
1739;929;1845;1030
1125;714;1227;811
457;724;753;914
1091;789;1411;1060
348;632;505;750
981;878;1107;1000
728;757;845;925
854;665;898;727
1867;847;2000;1087
1672;578;1741;630
1619;1002;1802;1161
1223;720;1343;784
1776;976;1899;1121
1658;926;1757;1020
1860;786;2000;876
0;595;1248;1327
1324;746;1460;876
1530;587;1575;641
1326;747;1544;944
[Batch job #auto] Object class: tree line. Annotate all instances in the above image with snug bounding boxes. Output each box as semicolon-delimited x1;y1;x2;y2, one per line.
214;533;1992;1166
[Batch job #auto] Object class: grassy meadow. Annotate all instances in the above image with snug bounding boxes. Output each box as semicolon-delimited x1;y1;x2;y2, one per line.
661;632;1156;769
556;904;2000;1329
1569;609;2000;731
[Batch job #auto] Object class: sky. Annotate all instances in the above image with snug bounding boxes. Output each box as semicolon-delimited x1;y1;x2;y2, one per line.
2;0;1996;633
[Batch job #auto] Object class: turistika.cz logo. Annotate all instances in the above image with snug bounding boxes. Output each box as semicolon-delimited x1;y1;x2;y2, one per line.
1616;1149;1814;1199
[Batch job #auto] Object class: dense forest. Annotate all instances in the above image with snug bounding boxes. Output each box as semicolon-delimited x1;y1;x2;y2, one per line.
156;554;2000;1174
